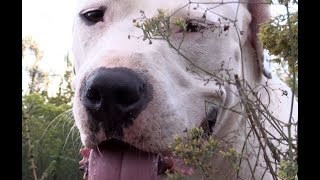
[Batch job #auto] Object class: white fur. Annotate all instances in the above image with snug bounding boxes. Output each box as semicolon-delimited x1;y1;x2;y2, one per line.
71;0;297;179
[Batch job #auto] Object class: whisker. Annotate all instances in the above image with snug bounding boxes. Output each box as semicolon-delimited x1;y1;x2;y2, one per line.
62;113;75;136
97;145;104;158
40;109;72;141
61;123;76;152
53;109;72;129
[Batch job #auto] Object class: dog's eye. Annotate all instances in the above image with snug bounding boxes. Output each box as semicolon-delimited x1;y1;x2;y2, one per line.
82;10;104;23
186;21;200;32
185;19;208;32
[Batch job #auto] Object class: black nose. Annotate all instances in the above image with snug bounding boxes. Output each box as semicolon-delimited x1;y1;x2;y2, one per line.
80;67;150;135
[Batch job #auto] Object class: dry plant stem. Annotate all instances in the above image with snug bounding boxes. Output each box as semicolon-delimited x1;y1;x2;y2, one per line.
23;111;39;180
285;2;295;163
234;74;277;180
245;83;288;140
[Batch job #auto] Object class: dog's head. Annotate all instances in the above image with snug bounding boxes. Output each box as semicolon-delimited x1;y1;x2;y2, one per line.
72;0;270;178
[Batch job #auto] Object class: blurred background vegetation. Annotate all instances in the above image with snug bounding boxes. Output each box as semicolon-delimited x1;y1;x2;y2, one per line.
22;37;83;180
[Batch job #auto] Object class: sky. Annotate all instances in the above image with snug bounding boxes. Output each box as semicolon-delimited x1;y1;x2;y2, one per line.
22;0;76;71
22;0;76;94
22;0;296;94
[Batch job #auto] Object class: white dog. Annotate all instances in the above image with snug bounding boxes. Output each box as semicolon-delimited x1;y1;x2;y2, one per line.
72;0;297;179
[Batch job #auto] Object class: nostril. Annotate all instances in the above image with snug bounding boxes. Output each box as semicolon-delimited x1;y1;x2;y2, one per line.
83;86;103;111
87;87;101;103
115;86;142;106
116;95;135;106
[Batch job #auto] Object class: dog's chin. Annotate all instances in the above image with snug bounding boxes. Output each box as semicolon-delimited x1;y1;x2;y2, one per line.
77;107;219;179
79;139;194;180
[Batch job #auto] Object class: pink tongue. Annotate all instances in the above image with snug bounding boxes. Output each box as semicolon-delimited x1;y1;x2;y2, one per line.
87;144;158;180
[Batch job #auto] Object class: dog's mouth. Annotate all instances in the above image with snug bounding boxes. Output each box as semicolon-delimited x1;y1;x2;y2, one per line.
79;139;194;180
78;107;219;179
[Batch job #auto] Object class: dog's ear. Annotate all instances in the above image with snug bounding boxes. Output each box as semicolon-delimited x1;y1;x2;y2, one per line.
248;0;272;79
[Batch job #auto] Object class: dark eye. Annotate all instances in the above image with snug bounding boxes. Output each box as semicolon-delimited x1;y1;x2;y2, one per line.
82;10;104;23
185;19;208;32
186;21;200;32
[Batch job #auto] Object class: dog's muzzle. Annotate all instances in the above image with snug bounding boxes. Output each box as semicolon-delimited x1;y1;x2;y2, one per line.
80;67;150;137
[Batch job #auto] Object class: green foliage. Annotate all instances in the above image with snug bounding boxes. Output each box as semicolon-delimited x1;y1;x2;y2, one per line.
172;128;219;166
170;128;240;179
22;39;81;179
258;1;298;96
27;67;48;94
259;12;298;74
277;160;298;180
133;9;171;44
173;17;187;33
22;92;82;180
